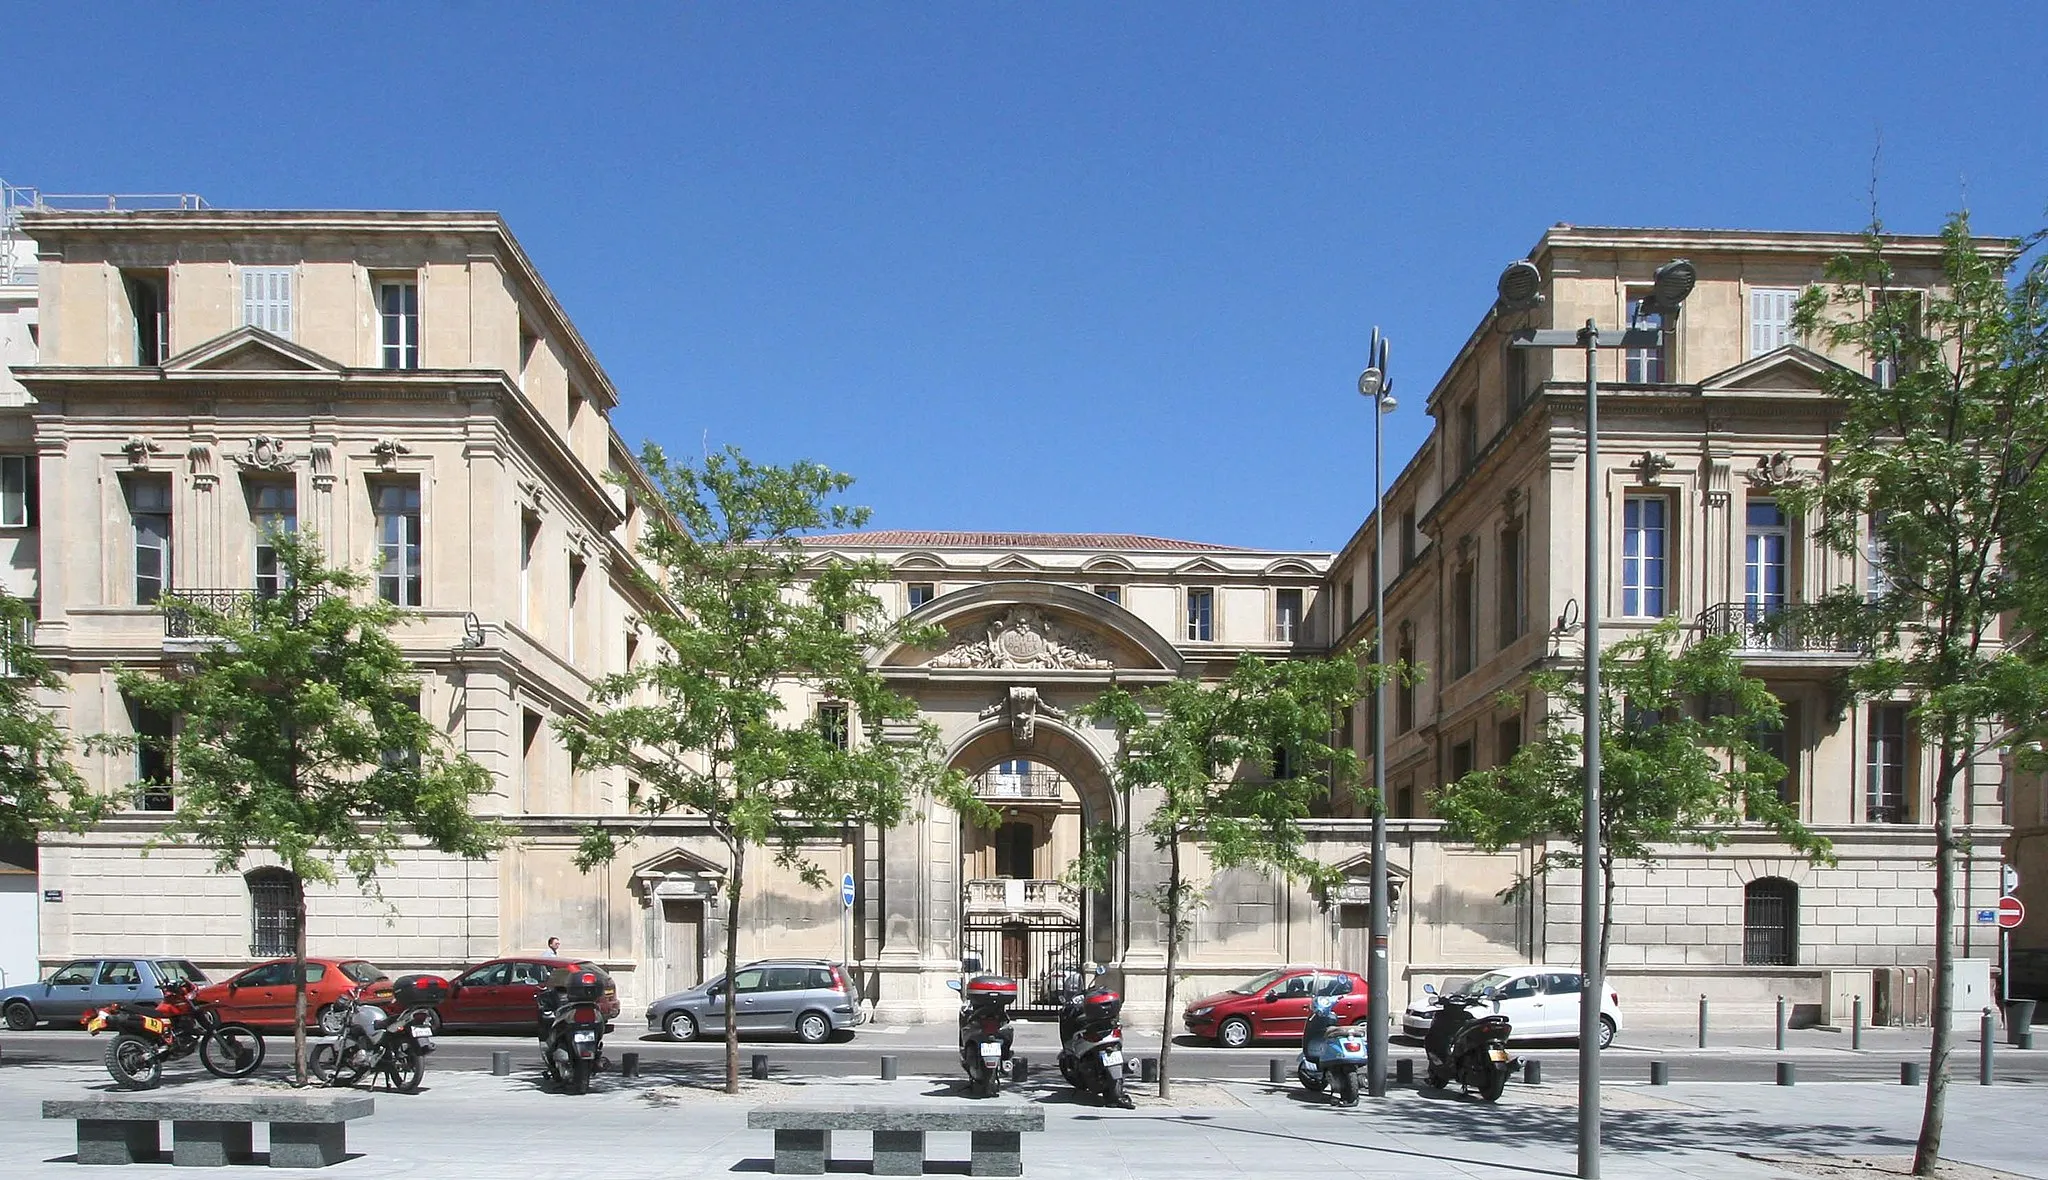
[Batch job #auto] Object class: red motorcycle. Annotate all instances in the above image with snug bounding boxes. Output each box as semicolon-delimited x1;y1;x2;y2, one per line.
83;980;267;1089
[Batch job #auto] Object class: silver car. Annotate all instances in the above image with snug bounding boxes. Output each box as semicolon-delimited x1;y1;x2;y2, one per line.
647;959;862;1044
1;956;209;1029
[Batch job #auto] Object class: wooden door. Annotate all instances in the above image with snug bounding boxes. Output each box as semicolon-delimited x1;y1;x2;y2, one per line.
662;899;702;995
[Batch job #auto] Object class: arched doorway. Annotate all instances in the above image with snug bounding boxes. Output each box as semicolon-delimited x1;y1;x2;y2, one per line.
948;703;1119;1018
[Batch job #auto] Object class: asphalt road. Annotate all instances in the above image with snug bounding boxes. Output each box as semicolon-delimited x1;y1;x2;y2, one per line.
8;1027;2045;1086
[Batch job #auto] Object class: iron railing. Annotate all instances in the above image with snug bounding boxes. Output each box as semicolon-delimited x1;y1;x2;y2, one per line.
972;770;1066;800
963;878;1079;913
1695;603;1860;654
163;588;330;638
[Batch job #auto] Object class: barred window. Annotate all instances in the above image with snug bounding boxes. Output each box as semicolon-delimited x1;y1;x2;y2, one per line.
1743;877;1798;966
247;868;302;958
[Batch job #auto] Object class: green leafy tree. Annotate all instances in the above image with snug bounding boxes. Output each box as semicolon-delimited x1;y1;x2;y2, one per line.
559;445;972;1095
1434;623;1830;977
0;593;107;852
1079;654;1362;1097
1787;212;2048;1175
115;533;502;1080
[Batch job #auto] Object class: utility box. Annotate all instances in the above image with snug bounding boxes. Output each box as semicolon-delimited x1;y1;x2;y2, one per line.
1952;959;1992;1031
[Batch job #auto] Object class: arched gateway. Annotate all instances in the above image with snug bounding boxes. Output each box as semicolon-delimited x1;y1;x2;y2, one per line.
862;581;1182;1022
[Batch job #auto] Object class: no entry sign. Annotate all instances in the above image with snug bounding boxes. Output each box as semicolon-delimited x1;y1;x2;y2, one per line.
1997;895;2026;930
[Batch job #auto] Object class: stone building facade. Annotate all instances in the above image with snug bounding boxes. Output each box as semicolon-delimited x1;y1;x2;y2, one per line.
6;204;2026;1029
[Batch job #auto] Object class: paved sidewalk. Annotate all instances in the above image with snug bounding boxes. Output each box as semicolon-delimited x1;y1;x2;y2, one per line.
2;1058;2041;1179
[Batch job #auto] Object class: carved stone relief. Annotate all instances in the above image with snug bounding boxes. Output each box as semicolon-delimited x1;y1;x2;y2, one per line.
121;438;162;468
371;438;411;470
1629;451;1675;484
187;444;217;490
1743;451;1814;490
978;686;1069;744
232;435;303;472
928;607;1114;671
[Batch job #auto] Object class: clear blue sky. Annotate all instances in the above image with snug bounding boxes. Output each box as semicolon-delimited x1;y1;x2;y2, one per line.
11;3;2046;551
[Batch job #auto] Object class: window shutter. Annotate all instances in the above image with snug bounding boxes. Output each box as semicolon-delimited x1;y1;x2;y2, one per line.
242;268;293;339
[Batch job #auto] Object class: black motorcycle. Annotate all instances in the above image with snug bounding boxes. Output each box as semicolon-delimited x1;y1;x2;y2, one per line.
945;955;1016;1099
1419;982;1517;1102
308;978;442;1094
537;966;610;1095
1056;968;1132;1108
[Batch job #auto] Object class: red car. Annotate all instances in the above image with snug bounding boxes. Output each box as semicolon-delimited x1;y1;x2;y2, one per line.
416;957;620;1032
1181;968;1369;1048
191;958;389;1035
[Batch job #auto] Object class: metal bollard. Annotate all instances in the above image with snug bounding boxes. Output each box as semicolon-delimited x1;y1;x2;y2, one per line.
880;1055;897;1081
620;1051;639;1078
1649;1060;1668;1086
1776;995;1787;1051
751;1053;769;1081
1523;1059;1541;1085
1269;1058;1285;1084
1853;996;1863;1051
490;1050;511;1076
1396;1058;1413;1084
1776;1062;1795;1086
1981;1010;1994;1085
1901;1061;1920;1086
1698;994;1709;1049
1012;1056;1029;1083
1140;1057;1158;1084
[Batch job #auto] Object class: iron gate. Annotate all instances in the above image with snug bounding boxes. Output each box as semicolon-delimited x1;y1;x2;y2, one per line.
960;903;1086;1019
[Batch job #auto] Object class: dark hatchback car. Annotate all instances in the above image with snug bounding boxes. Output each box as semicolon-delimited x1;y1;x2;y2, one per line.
420;957;620;1032
1;957;208;1029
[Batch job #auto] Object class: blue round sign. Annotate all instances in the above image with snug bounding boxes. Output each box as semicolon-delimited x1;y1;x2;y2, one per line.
841;872;856;909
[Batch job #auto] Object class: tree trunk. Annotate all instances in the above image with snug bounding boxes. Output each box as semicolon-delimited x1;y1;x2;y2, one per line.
1598;850;1615;981
1915;754;1961;1176
1158;835;1181;1100
723;842;745;1095
292;880;309;1085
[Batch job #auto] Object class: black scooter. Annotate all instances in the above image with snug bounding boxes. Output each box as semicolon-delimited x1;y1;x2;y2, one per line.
945;954;1016;1098
1419;982;1518;1102
1056;966;1132;1108
537;967;610;1095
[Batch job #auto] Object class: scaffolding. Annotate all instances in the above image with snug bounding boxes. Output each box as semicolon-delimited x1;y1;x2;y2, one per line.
1;179;209;286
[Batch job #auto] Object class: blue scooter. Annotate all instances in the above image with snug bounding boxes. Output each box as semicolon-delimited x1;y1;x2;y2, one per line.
1295;991;1370;1105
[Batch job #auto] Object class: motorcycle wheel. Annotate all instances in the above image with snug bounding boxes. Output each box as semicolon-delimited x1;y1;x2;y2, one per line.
1103;1072;1134;1109
1423;1064;1449;1090
1058;1055;1079;1086
200;1024;267;1078
1478;1066;1508;1104
387;1047;424;1094
1333;1069;1359;1106
1296;1064;1326;1093
106;1034;163;1090
562;1053;590;1095
307;1042;359;1086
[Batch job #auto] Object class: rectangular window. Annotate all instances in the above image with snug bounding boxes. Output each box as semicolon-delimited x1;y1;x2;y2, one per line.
519;511;541;628
127;475;173;606
1749;702;1797;816
1865;514;1893;602
0;455;35;528
1625;292;1666;382
1458;402;1479;472
1504;345;1528;413
1396;632;1416;733
1091;584;1121;605
128;697;174;811
248;480;296;598
1749;286;1798;357
521;709;544;798
378;281;420;369
382;693;422;772
1497;717;1522;765
1186;589;1213;642
1497;518;1525;647
373;482;422;606
1341;582;1355;630
1871;289;1922;387
1451;561;1476;677
907;582;935;610
1400;508;1417;569
817;702;849;751
1620;495;1667;618
1274;588;1303;643
1449;740;1475;783
241;267;294;339
1866;704;1909;823
125;271;168;365
567;555;586;664
1745;499;1790;620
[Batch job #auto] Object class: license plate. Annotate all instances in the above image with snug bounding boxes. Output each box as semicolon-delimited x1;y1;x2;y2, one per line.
979;1043;1002;1062
414;1033;433;1045
573;1031;597;1041
1102;1050;1124;1068
1488;1048;1508;1062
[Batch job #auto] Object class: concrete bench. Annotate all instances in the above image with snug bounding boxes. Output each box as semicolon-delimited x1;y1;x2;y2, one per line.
747;1103;1045;1176
43;1092;374;1168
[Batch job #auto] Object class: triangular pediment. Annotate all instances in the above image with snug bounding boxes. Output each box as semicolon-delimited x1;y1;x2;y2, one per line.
630;847;727;900
1699;345;1849;395
989;553;1045;573
1172;556;1231;576
163;326;345;374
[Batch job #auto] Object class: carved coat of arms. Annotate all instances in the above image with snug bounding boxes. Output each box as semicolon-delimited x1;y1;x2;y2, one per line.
928;608;1114;671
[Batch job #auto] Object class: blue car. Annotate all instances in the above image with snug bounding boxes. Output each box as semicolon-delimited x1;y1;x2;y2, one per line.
1;956;209;1030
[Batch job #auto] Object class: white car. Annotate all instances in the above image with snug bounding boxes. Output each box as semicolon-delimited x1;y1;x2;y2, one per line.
1401;967;1623;1048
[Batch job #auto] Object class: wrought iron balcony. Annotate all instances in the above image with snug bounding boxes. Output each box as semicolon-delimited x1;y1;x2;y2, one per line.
963;877;1079;914
1695;603;1860;654
163;588;330;639
972;770;1066;800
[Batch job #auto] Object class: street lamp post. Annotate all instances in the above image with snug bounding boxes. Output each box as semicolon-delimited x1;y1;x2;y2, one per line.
1493;258;1694;1180
1357;331;1396;1098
